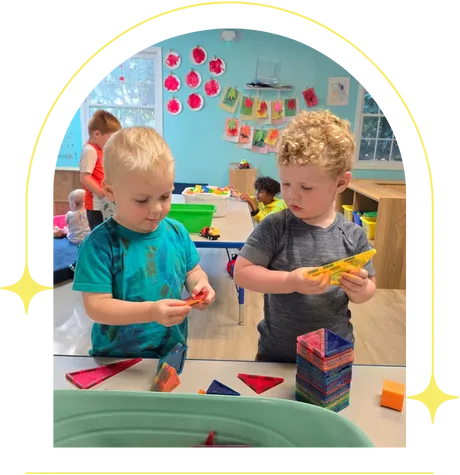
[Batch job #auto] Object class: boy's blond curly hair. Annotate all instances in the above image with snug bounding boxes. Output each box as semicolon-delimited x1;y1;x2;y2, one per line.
277;110;355;178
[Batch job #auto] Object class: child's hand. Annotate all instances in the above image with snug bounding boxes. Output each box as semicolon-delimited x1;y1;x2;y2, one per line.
150;299;191;327
287;268;331;295
240;192;251;202
189;280;216;310
339;269;369;297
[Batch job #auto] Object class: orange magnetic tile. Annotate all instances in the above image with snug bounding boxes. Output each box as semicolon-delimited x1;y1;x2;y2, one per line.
380;379;405;412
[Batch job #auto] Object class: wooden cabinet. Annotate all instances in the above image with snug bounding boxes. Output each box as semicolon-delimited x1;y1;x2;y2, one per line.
228;167;257;196
54;170;81;215
336;180;406;290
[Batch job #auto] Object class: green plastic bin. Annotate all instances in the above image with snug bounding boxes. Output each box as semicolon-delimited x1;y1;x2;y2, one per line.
167;203;215;233
54;390;373;447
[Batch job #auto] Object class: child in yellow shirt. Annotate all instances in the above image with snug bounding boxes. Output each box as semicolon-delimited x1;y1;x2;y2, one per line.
236;176;287;223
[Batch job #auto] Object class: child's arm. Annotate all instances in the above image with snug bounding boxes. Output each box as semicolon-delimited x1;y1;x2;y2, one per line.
234;256;330;294
234;213;330;295
79;146;105;199
185;264;216;309
80;173;105;199
82;292;191;326
339;227;377;304
74;233;191;326
340;270;376;304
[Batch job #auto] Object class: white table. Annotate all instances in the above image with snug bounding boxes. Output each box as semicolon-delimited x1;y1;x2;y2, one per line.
54;356;406;448
172;195;254;324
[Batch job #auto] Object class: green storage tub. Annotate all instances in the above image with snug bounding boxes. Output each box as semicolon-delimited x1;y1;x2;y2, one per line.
167;203;215;233
54;390;373;447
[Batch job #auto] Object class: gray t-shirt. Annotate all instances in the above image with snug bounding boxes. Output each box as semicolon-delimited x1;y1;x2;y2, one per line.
239;209;375;363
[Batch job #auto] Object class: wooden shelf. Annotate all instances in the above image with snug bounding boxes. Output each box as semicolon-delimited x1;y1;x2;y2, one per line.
244;85;293;91
336;179;406;290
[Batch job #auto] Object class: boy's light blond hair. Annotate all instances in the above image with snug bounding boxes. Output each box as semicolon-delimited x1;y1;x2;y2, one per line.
277;110;355;178
88;110;122;135
104;127;174;184
68;189;85;208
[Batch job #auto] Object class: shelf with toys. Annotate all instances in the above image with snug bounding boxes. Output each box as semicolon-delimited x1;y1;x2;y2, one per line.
336;180;406;290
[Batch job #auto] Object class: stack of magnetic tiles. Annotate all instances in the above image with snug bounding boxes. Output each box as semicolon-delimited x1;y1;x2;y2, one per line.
295;328;354;412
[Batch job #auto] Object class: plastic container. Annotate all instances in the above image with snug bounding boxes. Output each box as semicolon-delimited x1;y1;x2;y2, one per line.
352;211;362;226
182;186;230;218
361;216;377;240
167;203;215;233
54;390;373;447
342;205;353;222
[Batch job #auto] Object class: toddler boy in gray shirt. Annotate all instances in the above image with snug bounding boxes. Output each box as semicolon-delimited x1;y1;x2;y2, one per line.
234;110;376;363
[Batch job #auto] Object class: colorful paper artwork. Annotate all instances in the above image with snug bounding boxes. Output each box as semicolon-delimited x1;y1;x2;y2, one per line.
303;87;319;108
327;77;350;106
164;74;181;92
219;86;241;113
166;97;182;115
252;129;268;154
187;93;204;111
285;98;297;120
223;118;240;143
237;123;254;149
209;57;226;76
164;50;181;69
186;69;202;89
191;45;207;65
204;78;221;97
240;96;255;120
271;99;284;125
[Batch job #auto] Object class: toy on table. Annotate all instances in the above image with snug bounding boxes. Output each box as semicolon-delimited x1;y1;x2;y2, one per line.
206;379;240;396
200;226;220;240
182;290;207;307
192;431;251;456
150;362;180;392
185;185;229;196
380;380;405;412
304;248;376;286
295;329;353;413
237;373;284;394
65;357;142;389
237;159;251;169
157;343;187;375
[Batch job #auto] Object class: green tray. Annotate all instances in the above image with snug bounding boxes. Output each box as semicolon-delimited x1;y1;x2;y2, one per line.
54;390;373;447
167;203;215;233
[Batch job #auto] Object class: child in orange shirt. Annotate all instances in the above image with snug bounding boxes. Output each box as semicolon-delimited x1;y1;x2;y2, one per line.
79;110;121;230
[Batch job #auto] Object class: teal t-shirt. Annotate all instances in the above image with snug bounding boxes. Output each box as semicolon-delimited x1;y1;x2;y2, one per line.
73;217;200;358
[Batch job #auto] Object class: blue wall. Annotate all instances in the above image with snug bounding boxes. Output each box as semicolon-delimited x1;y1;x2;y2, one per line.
57;29;405;183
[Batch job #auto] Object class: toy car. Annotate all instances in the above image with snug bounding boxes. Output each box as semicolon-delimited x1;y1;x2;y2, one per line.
200;226;220;240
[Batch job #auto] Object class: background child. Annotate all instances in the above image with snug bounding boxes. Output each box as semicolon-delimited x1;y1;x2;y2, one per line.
73;127;216;358
66;189;90;245
79;110;121;230
233;176;287;223
234;110;376;363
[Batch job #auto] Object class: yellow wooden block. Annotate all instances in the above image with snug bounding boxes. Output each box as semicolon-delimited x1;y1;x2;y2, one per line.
380;380;405;412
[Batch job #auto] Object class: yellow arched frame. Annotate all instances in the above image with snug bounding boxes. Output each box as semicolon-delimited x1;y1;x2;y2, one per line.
5;0;460;425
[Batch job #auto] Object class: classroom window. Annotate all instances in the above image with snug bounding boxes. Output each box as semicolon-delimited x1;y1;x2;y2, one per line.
80;47;163;139
354;86;403;169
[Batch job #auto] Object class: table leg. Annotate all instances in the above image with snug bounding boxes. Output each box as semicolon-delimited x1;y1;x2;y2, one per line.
238;286;245;325
226;248;245;325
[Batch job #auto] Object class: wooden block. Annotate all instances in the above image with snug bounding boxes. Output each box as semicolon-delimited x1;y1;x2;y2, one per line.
380;379;405;411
